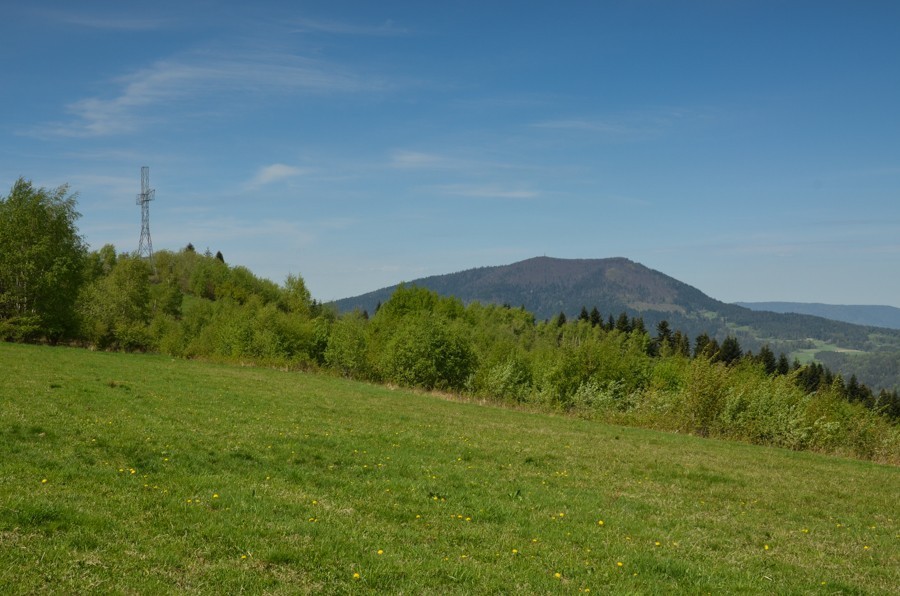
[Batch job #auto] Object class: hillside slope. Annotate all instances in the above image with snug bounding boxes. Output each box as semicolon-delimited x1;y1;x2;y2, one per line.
2;342;898;593
333;256;900;390
736;302;900;330
333;256;899;347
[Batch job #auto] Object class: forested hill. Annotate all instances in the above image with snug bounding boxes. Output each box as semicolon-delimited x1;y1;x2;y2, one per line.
335;257;715;321
736;302;900;330
333;256;900;389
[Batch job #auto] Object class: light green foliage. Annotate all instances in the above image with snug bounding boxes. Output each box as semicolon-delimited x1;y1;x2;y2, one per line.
282;273;312;316
379;312;475;391
325;312;370;377
0;179;86;340
3;182;893;462
679;358;731;436
78;254;152;350
478;353;532;403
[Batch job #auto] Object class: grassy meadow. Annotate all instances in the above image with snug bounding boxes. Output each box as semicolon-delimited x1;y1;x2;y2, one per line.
1;342;898;594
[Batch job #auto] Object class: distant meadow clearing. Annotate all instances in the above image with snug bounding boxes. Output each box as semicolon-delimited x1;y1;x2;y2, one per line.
1;342;898;594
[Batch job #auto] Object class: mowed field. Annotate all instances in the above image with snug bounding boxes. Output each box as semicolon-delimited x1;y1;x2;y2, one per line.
1;342;898;594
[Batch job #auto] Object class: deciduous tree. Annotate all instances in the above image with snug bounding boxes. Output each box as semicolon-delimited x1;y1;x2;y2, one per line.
0;179;86;341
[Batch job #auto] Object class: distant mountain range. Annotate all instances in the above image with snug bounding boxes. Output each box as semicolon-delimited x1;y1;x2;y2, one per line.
333;256;900;390
736;302;900;331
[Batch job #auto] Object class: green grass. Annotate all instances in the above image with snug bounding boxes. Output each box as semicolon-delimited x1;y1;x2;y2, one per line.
791;339;866;365
1;342;898;594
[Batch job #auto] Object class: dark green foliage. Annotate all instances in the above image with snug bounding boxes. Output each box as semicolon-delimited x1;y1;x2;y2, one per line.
756;344;777;375
718;336;743;366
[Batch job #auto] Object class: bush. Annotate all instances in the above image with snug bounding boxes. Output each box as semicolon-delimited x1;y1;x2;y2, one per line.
379;314;476;391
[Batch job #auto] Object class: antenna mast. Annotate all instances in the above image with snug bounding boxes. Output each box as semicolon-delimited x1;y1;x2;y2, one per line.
136;166;155;264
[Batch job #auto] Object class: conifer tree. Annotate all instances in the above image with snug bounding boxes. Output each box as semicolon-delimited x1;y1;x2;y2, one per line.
589;306;601;328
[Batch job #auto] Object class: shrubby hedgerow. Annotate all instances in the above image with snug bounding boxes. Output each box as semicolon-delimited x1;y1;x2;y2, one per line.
1;178;898;463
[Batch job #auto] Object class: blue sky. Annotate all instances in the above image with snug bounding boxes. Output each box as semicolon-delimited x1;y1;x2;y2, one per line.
2;1;899;307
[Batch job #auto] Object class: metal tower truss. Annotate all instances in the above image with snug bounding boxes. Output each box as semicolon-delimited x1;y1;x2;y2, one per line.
136;166;155;264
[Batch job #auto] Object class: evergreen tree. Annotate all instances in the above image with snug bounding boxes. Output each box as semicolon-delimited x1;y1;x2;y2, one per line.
776;353;790;376
655;320;672;347
589;306;601;328
615;312;631;333
672;330;691;357
719;336;743;365
757;344;777;375
631;316;645;334
556;311;567;327
693;333;710;359
578;306;590;323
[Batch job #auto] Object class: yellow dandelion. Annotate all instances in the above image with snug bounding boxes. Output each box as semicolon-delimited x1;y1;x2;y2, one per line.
554;572;562;579
617;561;624;567
512;549;518;554
213;494;219;499
377;549;384;555
41;479;48;484
241;555;247;560
655;541;661;546
764;544;770;550
597;520;604;526
353;572;360;580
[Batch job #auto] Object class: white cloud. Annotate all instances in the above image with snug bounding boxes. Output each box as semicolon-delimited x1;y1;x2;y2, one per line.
389;150;458;169
292;17;409;36
433;184;539;200
248;164;308;187
533;107;709;141
55;13;170;30
34;49;386;138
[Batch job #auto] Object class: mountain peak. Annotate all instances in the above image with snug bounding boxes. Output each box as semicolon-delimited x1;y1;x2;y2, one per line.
333;256;711;319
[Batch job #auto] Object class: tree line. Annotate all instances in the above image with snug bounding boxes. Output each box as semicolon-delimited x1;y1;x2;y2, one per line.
2;178;898;463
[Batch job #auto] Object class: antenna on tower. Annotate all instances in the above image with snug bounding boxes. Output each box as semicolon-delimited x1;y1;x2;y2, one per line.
136;166;155;266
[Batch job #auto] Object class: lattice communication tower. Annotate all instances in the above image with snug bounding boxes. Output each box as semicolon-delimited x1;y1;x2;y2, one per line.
136;166;155;264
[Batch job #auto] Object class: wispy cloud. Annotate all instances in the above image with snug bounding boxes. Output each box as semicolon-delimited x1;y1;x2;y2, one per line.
33;49;386;138
533;107;708;141
43;9;171;30
247;164;309;188
389;150;460;169
388;150;528;173
433;184;539;200
292;17;409;36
